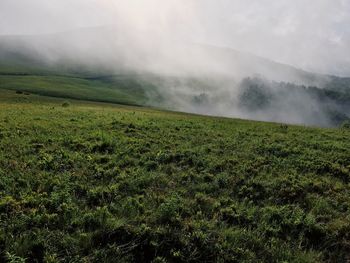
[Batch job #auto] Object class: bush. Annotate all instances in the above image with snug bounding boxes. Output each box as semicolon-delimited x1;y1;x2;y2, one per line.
5;252;26;263
340;120;350;129
62;101;70;107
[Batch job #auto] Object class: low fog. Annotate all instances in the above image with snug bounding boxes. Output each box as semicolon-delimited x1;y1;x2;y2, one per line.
1;0;349;126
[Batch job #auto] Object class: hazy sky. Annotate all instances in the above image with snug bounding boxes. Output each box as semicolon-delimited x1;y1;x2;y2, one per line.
1;0;350;75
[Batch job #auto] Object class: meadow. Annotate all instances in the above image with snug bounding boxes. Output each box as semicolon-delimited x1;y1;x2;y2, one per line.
0;73;150;106
0;89;349;262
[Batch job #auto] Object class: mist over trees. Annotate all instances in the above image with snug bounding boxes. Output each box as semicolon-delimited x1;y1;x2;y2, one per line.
236;77;350;126
0;25;349;128
143;75;349;127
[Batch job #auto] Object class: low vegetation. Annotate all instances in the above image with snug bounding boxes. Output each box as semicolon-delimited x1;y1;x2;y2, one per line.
0;72;153;106
1;65;349;128
0;89;349;262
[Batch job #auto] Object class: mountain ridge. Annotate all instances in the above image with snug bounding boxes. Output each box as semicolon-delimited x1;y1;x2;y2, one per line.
0;27;349;127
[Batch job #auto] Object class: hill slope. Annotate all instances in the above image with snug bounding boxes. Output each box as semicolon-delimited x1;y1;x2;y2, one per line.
0;28;333;84
0;28;349;127
1;90;349;262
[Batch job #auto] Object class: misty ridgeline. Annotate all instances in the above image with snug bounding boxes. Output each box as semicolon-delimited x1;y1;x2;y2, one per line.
0;26;349;127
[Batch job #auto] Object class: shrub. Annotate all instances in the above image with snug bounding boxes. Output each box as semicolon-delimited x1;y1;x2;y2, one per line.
340;120;350;129
5;252;26;263
62;101;70;107
158;195;184;224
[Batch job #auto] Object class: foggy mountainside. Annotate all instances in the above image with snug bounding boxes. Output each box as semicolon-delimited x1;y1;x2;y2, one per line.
1;1;350;262
0;28;349;127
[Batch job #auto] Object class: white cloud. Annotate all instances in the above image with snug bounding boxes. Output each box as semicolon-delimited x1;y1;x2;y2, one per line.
0;0;349;75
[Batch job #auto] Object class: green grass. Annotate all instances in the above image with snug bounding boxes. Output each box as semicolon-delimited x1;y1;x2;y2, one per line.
0;63;154;106
0;89;349;262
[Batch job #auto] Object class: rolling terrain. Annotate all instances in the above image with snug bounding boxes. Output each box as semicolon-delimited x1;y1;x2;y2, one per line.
0;27;350;262
0;28;349;127
0;89;349;262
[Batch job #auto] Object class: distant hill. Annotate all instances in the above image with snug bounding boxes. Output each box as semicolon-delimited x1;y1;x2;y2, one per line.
0;27;333;83
0;27;349;127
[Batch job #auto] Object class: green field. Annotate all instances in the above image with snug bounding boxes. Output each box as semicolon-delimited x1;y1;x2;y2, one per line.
1;89;349;262
0;59;161;107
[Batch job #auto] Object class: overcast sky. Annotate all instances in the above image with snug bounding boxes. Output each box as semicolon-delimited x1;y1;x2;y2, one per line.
1;0;349;76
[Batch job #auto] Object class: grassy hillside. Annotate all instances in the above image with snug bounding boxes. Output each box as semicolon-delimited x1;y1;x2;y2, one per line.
1;42;350;128
0;89;349;262
0;71;156;106
1;60;350;128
